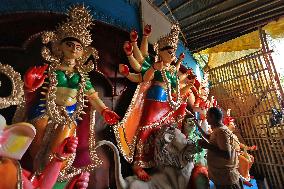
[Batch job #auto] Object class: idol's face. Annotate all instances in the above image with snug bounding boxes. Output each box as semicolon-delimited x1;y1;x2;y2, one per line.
159;48;176;64
60;40;83;60
227;122;236;132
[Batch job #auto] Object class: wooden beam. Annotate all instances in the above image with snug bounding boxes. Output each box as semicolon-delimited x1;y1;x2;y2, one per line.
188;19;273;53
157;0;165;8
189;27;258;52
187;5;284;41
188;26;263;52
187;9;284;43
179;0;228;23
182;0;259;31
157;0;172;8
165;0;194;15
188;0;280;35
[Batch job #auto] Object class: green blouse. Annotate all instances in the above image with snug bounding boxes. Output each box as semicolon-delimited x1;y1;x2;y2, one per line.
154;70;177;89
55;70;94;91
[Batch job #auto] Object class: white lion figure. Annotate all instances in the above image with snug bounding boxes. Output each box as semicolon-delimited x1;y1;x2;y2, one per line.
96;126;201;189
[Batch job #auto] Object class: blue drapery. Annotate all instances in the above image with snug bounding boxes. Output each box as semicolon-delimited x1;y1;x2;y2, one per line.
0;0;140;31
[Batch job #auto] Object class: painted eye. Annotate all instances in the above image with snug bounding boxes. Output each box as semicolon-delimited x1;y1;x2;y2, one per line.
168;50;173;55
76;46;83;51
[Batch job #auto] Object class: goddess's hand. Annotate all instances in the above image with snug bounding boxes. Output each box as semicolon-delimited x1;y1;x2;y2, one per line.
24;64;48;92
123;41;133;56
144;24;152;36
102;108;120;125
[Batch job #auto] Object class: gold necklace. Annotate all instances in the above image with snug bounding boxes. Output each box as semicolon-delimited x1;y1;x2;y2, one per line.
161;68;181;111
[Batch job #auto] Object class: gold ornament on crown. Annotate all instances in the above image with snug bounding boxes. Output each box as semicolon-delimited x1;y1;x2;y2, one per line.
56;5;93;47
157;24;180;51
42;5;93;47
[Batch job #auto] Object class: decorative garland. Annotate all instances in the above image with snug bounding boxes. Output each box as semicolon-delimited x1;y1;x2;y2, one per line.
46;62;86;126
0;63;24;109
161;66;182;111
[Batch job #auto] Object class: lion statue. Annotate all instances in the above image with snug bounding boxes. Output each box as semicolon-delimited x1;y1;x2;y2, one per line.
96;125;202;189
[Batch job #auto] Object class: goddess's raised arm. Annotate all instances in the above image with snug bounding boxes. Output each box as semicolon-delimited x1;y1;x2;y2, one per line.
130;30;144;64
175;53;185;71
119;64;143;83
140;24;152;57
123;41;141;72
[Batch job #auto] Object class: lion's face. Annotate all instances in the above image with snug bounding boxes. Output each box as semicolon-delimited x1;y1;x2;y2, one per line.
164;128;188;152
154;126;198;169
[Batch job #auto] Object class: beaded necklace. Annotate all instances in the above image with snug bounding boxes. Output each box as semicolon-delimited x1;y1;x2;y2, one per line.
161;66;181;111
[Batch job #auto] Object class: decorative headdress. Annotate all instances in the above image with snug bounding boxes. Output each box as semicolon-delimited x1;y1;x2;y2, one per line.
42;5;93;47
41;5;98;72
157;24;180;50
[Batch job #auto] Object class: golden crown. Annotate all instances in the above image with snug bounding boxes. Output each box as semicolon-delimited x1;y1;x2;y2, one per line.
42;5;93;47
157;24;180;50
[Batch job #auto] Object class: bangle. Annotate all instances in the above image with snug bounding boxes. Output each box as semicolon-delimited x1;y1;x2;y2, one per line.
53;152;67;161
126;53;133;57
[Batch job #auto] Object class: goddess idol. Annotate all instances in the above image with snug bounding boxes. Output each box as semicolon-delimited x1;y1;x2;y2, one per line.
0;63;89;189
114;24;193;181
16;5;120;186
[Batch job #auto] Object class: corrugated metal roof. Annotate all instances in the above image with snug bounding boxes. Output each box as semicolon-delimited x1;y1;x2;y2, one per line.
150;0;284;52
